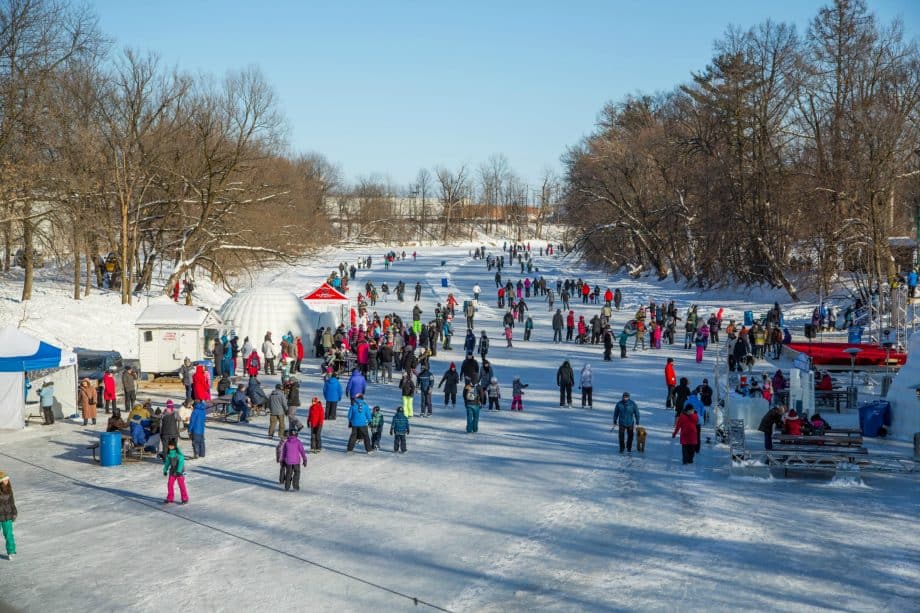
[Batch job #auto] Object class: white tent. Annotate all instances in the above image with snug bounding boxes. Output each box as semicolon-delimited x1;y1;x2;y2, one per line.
884;332;920;440
219;286;317;350
0;328;77;430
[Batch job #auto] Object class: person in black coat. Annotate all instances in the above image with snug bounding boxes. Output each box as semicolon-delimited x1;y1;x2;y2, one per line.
460;354;480;386
438;362;460;407
556;360;574;407
672;377;692;421
758;406;784;450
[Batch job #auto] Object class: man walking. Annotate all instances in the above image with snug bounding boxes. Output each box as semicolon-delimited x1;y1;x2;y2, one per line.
612;392;640;453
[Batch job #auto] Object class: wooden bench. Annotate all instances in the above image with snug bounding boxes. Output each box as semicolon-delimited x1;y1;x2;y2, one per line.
765;447;869;477
776;433;864;447
815;389;851;412
206;396;237;422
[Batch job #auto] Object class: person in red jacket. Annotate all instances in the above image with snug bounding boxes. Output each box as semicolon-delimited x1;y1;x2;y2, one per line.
356;339;370;376
664;357;677;408
604;288;613;304
246;351;261;377
102;368;118;413
566;310;576;342
673;406;700;464
294;337;304;374
581;283;590;304
577;316;587;342
307;396;325;453
783;409;803;436
192;365;211;401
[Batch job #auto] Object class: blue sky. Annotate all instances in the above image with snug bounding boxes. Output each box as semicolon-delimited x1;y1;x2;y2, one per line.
89;0;919;190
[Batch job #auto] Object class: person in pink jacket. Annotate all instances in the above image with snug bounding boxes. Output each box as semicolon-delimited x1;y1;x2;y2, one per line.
672;406;700;464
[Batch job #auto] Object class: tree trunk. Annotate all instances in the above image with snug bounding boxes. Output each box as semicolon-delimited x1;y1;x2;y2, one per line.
20;203;34;302
72;229;82;300
1;221;10;272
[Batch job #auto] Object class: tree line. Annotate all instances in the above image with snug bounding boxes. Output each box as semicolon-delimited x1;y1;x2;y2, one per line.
562;0;920;300
1;0;334;304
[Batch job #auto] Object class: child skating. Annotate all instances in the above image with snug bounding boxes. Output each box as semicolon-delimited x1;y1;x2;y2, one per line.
390;406;410;453
0;472;17;560
511;376;529;411
162;439;189;505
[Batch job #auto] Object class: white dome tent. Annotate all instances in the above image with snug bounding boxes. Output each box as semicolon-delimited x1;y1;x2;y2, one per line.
219;287;317;351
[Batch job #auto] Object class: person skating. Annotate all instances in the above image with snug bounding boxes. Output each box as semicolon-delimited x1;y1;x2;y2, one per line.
346;394;374;453
487;377;501;411
188;401;207;459
399;372;416;418
390;406;410;453
673;377;691;423
439;362;460;408
552;309;564;343
511;376;528;411
478;330;490;359
370;405;384;449
0;472;17;559
460;353;480;386
323;372;342;420
664;357;677;408
580;363;593;408
463;379;482;433
276;428;308;491
418;365;434;416
308;396;324;452
524;315;534;341
556;360;574;407
673;406;699;464
162;440;189;504
612;392;640;453
262;332;277;375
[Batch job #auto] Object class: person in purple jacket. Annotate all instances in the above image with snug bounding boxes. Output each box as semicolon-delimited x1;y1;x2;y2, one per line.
276;429;308;491
345;367;367;400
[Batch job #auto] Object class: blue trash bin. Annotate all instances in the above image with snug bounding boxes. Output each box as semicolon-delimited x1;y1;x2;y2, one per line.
743;310;754;327
100;431;122;466
858;401;892;437
441;278;449;288
848;326;864;343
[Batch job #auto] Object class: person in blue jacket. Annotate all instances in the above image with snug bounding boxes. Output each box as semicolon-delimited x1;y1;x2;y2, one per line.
129;414;147;447
345;368;366;401
612;392;640;453
346;394;373;453
323;372;343;420
463;329;476;354
188;401;207;459
231;384;250;423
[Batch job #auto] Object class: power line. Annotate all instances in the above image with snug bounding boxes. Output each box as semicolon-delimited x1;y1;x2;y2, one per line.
0;451;451;612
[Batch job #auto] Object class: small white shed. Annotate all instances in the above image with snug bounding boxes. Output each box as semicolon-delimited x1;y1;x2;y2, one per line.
136;304;224;374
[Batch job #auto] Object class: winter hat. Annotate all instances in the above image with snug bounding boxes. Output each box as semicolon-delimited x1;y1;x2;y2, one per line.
372;406;380;412
788;409;797;418
449;362;455;368
166;400;175;412
491;377;497;384
622;392;630;399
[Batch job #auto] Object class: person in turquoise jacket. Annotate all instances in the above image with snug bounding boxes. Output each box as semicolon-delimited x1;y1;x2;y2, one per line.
369;406;384;450
38;381;55;425
162;440;189;504
346;395;373;453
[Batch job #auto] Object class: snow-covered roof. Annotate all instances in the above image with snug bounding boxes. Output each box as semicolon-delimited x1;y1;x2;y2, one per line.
135;304;222;327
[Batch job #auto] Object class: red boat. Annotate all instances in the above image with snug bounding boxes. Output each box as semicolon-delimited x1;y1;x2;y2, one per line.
785;342;907;367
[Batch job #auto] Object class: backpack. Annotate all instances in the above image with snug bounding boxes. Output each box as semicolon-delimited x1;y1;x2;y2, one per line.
464;386;478;403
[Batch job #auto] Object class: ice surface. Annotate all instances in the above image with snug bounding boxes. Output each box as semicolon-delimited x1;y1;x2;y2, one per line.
0;243;918;611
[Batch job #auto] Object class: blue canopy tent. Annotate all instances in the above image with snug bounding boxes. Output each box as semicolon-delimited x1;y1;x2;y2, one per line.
0;328;77;429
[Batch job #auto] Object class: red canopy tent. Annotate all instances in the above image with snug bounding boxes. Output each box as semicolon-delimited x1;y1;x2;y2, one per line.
302;282;349;327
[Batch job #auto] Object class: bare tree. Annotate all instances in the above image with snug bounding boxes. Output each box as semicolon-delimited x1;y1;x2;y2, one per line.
436;165;470;242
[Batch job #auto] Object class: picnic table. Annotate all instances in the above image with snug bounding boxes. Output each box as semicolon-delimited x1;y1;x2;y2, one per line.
774;388;854;412
767;429;868;476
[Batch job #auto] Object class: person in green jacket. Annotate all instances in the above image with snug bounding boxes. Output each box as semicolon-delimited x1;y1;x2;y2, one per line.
0;472;17;559
162;439;189;504
524;316;534;341
369;406;384;450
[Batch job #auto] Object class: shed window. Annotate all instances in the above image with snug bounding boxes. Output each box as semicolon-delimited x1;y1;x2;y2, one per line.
144;331;153;342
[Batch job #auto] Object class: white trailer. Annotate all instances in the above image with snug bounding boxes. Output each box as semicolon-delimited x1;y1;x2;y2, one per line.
135;304;224;375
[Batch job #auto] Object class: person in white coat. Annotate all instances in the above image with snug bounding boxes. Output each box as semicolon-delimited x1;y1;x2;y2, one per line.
262;332;277;375
580;363;593;408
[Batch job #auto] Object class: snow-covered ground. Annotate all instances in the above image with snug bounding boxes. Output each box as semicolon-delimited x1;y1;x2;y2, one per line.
1;244;918;611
